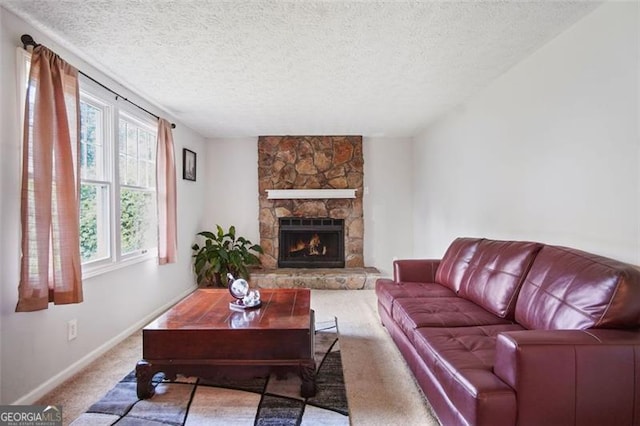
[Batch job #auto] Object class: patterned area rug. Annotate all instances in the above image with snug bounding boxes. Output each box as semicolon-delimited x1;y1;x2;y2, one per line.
70;319;348;426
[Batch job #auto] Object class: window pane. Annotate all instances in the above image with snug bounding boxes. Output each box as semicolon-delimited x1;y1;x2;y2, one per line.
86;143;96;173
139;162;147;187
126;156;137;185
146;161;155;188
138;132;148;161
80;183;110;262
120;187;157;255
80;142;87;172
127;126;137;157
148;134;155;160
119;121;126;154
80;101;104;180
118;117;156;189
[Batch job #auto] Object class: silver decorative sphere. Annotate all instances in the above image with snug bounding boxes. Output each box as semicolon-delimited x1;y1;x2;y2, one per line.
229;278;249;299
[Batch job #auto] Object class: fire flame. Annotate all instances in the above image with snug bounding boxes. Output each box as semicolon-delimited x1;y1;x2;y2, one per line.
290;240;306;252
309;234;321;255
289;233;325;256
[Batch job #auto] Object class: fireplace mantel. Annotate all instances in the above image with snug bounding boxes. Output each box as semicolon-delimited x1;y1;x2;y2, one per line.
266;189;357;200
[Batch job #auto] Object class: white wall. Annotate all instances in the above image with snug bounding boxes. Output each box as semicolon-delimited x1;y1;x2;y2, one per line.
363;137;414;276
203;138;260;243
0;7;206;404
413;1;639;265
203;136;414;277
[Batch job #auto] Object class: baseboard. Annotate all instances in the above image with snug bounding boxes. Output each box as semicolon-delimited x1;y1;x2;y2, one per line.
11;286;196;405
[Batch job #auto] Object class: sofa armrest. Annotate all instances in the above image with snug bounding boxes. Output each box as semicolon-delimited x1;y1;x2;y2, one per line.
393;259;440;283
494;329;640;426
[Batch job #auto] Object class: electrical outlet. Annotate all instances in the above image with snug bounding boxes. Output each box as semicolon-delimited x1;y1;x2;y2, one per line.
67;319;77;341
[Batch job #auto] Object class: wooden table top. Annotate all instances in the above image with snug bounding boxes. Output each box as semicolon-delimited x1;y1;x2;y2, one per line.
144;288;311;331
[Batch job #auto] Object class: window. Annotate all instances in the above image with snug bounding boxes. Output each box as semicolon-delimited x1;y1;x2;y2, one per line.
79;95;110;263
19;50;158;276
79;88;158;274
117;113;158;257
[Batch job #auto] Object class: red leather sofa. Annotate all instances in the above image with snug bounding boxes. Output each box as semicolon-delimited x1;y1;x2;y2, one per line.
376;237;640;425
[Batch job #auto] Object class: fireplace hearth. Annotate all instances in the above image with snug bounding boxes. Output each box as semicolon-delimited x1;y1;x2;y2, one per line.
278;218;345;268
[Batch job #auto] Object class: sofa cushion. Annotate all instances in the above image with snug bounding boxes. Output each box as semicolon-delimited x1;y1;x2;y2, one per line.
376;279;455;316
392;297;512;338
413;324;523;425
435;237;483;292
515;245;640;330
393;259;440;283
458;240;542;319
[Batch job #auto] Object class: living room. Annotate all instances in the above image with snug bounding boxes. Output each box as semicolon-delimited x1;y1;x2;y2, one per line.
0;0;637;423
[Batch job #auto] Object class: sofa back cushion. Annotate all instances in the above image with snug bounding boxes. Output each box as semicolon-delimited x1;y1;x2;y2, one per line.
515;245;640;330
458;240;543;319
435;238;483;292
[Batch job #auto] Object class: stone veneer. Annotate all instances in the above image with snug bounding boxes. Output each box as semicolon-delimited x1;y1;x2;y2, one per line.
258;136;364;269
251;267;380;290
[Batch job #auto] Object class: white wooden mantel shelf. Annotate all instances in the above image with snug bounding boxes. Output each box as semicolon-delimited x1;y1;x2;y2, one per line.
266;189;357;199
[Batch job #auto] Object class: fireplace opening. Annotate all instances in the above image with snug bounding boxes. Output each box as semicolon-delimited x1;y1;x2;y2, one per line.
278;218;345;268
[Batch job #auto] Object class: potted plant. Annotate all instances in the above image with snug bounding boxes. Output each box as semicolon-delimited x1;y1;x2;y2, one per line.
191;225;263;287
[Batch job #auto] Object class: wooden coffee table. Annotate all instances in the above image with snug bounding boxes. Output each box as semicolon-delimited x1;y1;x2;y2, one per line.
136;288;316;399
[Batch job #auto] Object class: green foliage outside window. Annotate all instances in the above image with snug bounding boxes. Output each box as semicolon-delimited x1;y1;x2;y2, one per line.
80;186;156;261
80;184;98;262
120;188;156;255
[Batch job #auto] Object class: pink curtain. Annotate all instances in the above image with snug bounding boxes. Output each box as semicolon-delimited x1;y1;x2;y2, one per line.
17;46;83;312
156;119;177;264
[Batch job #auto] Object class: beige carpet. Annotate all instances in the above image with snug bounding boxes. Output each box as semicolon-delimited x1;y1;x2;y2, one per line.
36;289;440;425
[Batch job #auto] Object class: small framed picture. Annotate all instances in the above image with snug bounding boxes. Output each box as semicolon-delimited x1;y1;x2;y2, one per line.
183;148;196;181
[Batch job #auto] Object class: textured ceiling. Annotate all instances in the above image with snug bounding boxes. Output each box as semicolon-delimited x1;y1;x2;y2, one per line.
2;0;600;138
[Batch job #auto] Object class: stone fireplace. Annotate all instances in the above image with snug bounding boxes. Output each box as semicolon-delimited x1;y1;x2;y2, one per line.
258;136;364;269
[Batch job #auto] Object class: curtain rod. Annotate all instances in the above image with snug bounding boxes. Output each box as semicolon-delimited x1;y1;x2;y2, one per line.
21;34;176;129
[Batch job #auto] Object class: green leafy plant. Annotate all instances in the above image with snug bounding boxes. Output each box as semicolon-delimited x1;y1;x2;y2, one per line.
191;225;263;287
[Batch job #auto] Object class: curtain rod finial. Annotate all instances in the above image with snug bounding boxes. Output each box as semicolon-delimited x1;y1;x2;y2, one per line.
21;34;38;50
171;123;176;129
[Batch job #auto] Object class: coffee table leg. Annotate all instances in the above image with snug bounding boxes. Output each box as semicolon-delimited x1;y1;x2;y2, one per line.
300;360;316;397
136;360;155;399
